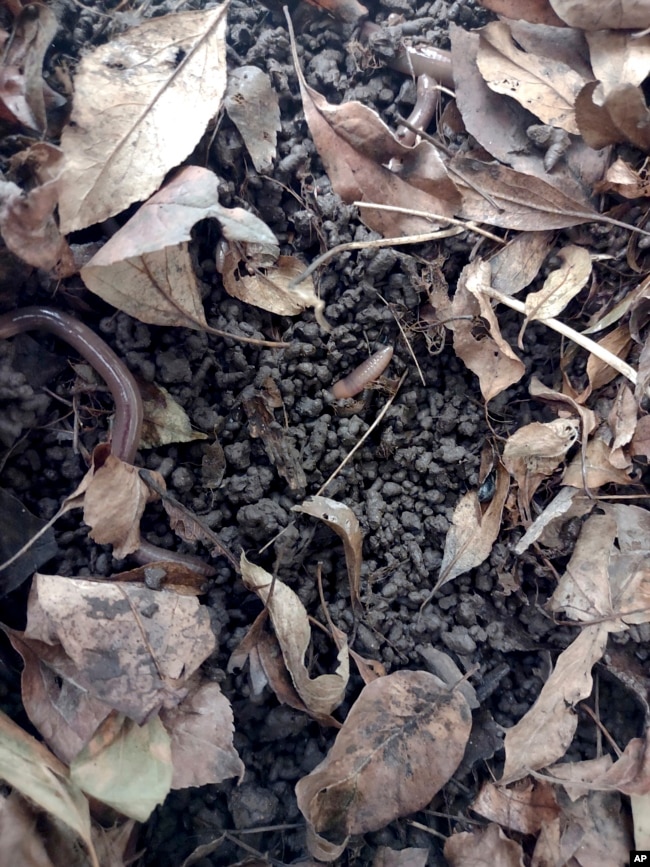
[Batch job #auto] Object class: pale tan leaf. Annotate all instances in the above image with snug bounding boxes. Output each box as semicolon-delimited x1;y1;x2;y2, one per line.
587;31;650;94
444;823;524;867
450;260;525;402
140;382;208;449
522;245;592;325
81;166;277;330
0;791;56;867
474;0;565;25
437;465;508;589
296;671;471;853
504;419;579;462
373;847;429;867
513;486;594;555
489;231;553;296
59;5;229;232
70;713;172;822
477;21;585;133
502;624;611;783
224;67;280;172
160;680;244;789
472;778;559;835
550;0;650;30
596;157;650;200
587;326;633;393
575;81;650;152
240;554;348;717
562;436;633;489
24;573;215;723
222;253;327;326
292;496;362;613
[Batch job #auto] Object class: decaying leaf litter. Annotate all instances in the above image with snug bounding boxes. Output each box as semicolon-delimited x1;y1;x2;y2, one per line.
0;0;649;863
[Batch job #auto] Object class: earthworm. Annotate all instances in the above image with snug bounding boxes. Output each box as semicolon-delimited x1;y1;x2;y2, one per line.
0;306;143;463
359;21;454;89
0;306;215;576
332;345;394;398
395;73;440;146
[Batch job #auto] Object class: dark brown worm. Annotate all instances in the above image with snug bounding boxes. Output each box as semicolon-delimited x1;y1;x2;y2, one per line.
395;73;440;146
0;306;215;576
332;345;394;399
359;22;454;89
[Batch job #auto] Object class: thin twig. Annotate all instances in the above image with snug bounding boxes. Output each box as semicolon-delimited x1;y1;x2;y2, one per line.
288;228;464;287
485;287;638;385
354;202;505;243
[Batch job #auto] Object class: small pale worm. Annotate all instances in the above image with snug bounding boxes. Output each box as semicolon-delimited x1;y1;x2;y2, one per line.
332;345;394;399
396;73;440;146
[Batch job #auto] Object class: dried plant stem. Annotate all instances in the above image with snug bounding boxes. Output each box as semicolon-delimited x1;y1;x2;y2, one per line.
316;371;408;496
354;201;505;243
485;287;638;385
288;228;464;287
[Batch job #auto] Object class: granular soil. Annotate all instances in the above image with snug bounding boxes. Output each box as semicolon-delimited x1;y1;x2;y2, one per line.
0;0;648;865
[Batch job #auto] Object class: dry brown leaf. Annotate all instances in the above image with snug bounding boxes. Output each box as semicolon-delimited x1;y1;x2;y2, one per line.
489;230;552;296
221;251;327;329
60;447;156;559
444;823;524;867
287;14;459;238
477;21;585;134
448;260;525;402
631;414;650;461
23;572;215;724
587;326;633;393
0;791;57;867
575;81;650;152
550;0;650;29
81;166;278;330
503;418;579;519
472;778;560;835
595;157;650;199
292;496;362;613
372;847;429;867
224;67;280;172
140;381;208;448
454;156;602;230
562;435;634;489
0;169;74;275
436;464;509;590
0;5;59;132
296;671;471;857
349;648;387;684
501;624;611;783
240;554;348;718
59;5;229;232
7;629;113;765
513;485;594;555
160;679;244;789
521;245;592;339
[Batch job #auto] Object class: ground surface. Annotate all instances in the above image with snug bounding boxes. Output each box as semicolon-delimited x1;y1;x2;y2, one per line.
0;0;648;865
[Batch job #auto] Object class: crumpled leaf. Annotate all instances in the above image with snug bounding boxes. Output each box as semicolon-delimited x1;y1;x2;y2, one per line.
70;712;172;822
550;0;650;29
59;5;229;232
221;251;328;330
444;823;523;867
22;572;216;724
240;554;348;717
160;680;244;789
60;446;158;559
472;778;560;834
436;464;509;590
224;67;281;172
81;166;278;331
432;261;524;403
373;847;429;867
476;21;585;134
296;671;471;859
140;381;208;448
292;496;363;613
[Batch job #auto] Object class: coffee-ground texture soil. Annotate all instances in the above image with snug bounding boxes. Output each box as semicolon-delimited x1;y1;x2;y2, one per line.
0;0;648;865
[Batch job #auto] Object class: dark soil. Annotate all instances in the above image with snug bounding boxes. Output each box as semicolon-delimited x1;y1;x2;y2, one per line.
0;0;648;865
